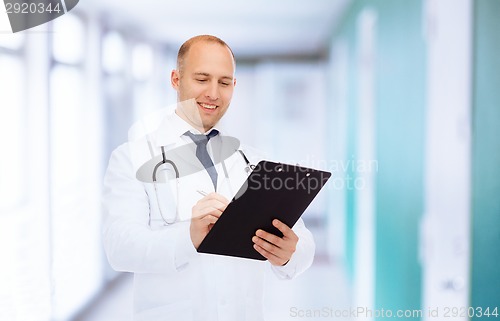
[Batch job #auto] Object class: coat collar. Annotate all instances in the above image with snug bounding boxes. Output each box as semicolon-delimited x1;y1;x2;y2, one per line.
154;110;224;147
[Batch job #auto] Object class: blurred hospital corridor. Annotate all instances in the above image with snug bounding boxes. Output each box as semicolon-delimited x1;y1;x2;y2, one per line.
1;0;500;320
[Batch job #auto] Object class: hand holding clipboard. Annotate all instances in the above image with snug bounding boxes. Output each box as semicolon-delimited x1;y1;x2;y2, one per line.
197;161;331;261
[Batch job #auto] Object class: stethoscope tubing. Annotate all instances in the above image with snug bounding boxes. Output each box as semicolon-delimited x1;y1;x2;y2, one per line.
152;148;252;225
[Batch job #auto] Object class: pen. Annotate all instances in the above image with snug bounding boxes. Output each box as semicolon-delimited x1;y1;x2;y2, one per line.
197;190;208;196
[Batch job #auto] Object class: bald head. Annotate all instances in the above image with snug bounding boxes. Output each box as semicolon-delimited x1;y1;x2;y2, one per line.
176;35;235;73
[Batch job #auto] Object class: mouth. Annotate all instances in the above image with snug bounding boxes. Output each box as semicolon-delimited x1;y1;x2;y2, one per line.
198;102;218;111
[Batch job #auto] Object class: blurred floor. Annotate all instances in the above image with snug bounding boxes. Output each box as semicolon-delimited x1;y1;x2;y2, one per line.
264;261;352;321
73;273;134;321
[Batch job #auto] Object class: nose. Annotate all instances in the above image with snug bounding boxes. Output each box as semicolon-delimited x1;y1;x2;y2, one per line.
205;81;219;101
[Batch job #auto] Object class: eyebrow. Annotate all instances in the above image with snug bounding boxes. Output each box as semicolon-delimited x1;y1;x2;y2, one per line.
193;72;233;80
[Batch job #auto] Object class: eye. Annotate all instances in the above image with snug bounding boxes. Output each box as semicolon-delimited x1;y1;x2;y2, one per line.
219;81;230;86
196;79;208;83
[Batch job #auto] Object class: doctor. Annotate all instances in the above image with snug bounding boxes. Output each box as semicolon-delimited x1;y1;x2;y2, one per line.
102;35;315;321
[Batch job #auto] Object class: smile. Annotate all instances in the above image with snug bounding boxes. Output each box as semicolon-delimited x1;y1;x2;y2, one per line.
198;103;218;110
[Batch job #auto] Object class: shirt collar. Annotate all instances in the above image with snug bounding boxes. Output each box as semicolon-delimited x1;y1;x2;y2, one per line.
154;110;224;147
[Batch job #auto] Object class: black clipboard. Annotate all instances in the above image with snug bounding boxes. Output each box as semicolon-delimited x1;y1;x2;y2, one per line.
197;160;331;260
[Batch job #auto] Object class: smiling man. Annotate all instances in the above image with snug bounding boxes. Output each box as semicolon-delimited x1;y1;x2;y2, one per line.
172;36;236;133
102;35;315;321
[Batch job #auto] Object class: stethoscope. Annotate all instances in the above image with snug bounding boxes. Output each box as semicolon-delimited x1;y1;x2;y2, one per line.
152;147;255;225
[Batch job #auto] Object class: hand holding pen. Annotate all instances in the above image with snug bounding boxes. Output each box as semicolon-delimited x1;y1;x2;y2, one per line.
190;191;229;249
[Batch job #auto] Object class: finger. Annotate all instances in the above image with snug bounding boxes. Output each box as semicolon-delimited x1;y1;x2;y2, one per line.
253;243;287;266
198;199;228;212
253;243;272;260
192;200;227;218
201;214;219;225
255;229;284;248
202;215;219;225
252;235;287;258
194;208;222;219
204;192;230;205
273;219;298;241
192;207;220;219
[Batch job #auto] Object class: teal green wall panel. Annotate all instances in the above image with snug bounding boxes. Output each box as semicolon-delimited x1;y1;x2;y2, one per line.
374;0;425;317
329;0;425;318
471;0;500;316
331;2;359;280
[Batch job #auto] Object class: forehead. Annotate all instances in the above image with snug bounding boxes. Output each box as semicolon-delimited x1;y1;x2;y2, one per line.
183;41;235;76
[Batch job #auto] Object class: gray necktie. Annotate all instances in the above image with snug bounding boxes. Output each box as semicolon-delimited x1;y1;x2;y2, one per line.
185;129;219;189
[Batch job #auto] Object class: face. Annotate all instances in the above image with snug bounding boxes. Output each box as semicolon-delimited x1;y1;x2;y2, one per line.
171;41;236;133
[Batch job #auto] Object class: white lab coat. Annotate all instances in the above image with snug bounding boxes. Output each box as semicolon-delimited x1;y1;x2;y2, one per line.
102;111;315;321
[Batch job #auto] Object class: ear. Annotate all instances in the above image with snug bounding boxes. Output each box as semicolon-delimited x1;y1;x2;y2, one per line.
171;69;180;90
233;77;237;87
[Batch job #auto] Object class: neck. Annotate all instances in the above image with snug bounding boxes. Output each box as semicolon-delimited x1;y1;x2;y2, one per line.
174;108;210;133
